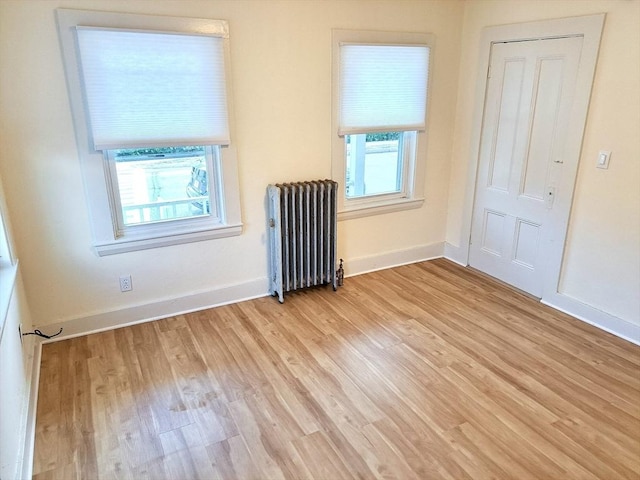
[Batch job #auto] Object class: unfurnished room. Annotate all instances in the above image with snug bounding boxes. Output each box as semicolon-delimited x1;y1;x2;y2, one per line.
0;0;639;479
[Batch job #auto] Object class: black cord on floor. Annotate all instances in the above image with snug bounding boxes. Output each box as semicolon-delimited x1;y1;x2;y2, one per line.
22;328;63;339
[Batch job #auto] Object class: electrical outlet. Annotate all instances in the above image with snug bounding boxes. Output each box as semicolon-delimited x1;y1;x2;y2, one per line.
119;274;132;292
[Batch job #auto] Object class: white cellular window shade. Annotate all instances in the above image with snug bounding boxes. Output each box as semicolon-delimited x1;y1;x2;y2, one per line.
75;27;230;150
339;44;429;136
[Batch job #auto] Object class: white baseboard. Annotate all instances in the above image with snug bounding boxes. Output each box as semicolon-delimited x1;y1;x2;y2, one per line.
37;244;638;350
443;242;468;266
21;339;41;480
344;242;444;277
38;244;447;342
38;244;447;343
445;242;638;346
39;277;270;343
542;292;640;346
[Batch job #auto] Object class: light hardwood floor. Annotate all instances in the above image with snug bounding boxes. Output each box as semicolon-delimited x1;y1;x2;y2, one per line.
33;259;640;479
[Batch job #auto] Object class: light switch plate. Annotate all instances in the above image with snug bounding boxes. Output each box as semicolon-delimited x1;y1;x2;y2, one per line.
597;150;611;169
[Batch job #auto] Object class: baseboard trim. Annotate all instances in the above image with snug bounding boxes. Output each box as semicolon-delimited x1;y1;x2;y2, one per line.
38;244;448;343
345;243;444;277
36;245;638;350
39;277;270;343
21;339;41;480
443;242;638;345
542;292;640;346
443;242;468;266
38;244;447;342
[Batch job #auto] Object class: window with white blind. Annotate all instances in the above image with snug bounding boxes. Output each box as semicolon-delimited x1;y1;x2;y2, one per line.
332;30;434;219
56;9;242;255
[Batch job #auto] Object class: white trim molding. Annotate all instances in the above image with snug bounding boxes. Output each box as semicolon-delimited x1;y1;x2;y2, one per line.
56;9;243;256
445;240;638;344
38;244;637;349
95;223;243;256
38;244;446;342
0;261;18;344
457;14;605;273
21;339;41;480
543;292;640;346
331;29;435;220
38;277;269;342
344;243;444;277
452;14;639;343
443;242;467;267
338;198;424;221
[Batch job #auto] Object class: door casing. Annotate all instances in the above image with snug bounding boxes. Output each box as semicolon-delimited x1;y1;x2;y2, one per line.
469;36;583;297
456;14;605;301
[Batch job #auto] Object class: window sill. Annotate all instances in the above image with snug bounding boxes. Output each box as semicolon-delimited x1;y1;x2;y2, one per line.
95;223;243;256
338;197;424;221
0;259;18;345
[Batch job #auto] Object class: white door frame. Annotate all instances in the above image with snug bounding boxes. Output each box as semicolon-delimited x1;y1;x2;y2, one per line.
457;14;605;301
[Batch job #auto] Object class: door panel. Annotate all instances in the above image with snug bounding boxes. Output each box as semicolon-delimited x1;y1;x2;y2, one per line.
488;58;526;192
481;210;506;256
513;219;540;268
470;37;582;296
521;57;564;200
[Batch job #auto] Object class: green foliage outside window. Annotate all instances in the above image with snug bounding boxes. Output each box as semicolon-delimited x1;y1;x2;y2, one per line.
114;146;204;158
346;132;401;144
365;132;400;142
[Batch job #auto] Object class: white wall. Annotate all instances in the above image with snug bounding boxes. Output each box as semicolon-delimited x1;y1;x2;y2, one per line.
0;0;463;331
0;272;36;480
446;0;640;327
0;171;36;480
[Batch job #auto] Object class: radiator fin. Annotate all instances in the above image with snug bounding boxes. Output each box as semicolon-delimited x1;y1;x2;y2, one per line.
268;180;338;302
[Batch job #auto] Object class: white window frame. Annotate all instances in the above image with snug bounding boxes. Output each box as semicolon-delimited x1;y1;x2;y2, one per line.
56;9;242;256
0;199;17;342
104;146;223;234
344;130;416;202
331;29;434;220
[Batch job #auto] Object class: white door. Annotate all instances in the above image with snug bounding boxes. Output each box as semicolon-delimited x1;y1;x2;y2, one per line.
469;37;583;297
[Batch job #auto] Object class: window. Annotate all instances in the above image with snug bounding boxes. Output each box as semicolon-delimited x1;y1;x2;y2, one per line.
345;131;416;198
332;30;433;219
107;146;220;228
0;195;17;336
0;205;11;270
56;9;242;255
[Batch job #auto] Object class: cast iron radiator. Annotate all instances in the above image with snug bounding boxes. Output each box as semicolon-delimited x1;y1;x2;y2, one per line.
268;180;339;303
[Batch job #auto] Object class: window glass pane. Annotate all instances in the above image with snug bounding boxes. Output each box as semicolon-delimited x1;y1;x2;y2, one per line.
345;132;404;198
113;146;211;226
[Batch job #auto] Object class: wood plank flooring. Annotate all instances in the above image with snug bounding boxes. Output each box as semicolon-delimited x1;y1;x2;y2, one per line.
32;259;640;479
